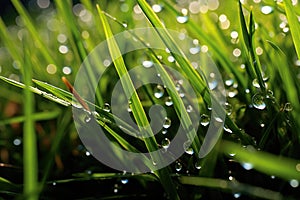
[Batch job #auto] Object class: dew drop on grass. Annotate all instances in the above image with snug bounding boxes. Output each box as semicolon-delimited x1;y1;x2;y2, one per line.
92;111;100;119
154;85;164;99
176;16;188;24
208;80;218;90
223;125;233;133
162;129;167;135
84;115;91;123
175;161;182;172
252;79;260;88
200;114;210;126
225;78;234;86
163;117;171;129
252;93;266;110
13;138;21;146
224;102;232;115
233;193;241;198
103;103;111;112
165;96;173;106
261;6;273;15
186;105;193;113
189;46;200;54
152;4;162;13
228;88;238;98
161;138;171;149
142;60;153;68
183;141;194;155
194;160;202;170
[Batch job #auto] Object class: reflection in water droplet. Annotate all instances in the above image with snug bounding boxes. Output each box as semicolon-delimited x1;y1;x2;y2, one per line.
252;93;266;110
154;85;164;99
176;16;188;24
200;114;210;126
142;60;153;68
290;179;299;188
175;161;182;172
103;103;111;112
241;162;253;170
161;138;171;149
165;96;173;106
284;102;293;112
163;117;171;129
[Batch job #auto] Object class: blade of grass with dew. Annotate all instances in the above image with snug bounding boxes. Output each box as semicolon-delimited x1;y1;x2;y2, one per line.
22;40;38;200
221;140;300;180
179;176;284;200
238;2;266;92
137;0;254;146
11;0;57;66
96;5;179;199
285;0;300;59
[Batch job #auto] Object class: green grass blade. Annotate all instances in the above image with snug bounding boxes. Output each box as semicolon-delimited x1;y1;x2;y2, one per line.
285;0;300;59
221;140;300;180
22;39;38;200
96;4;179;199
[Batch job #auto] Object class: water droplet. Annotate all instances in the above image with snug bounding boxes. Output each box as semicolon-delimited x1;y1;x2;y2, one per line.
103;103;111;112
152;160;157;166
290;179;299;188
175;161;182;172
223;125;233;133
121;179;128;184
224;102;232;115
163;117;171;129
261;6;273;15
189;46;200;54
194;160;202;170
186;105;193;113
176;16;188;24
270;175;276;179
161;138;171;149
13;138;21;146
85;151;91;156
183;141;194;155
228;152;236;157
200;114;210;126
225;79;234;86
52;182;57;186
241;162;253;170
252;79;260;88
162;129;167;135
208;80;218;90
165;96;173;106
142;60;153;68
284;102;293;112
227;88;238;98
154;85;164;99
84;115;92;123
252;93;266;110
92;111;100;119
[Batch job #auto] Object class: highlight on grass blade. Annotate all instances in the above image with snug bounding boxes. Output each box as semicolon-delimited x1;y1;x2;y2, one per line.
62;76;90;111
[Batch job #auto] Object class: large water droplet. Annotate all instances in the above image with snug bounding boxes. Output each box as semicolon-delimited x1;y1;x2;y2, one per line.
161;138;171;149
200;114;210;126
183;141;194;155
175;161;182;172
103;103;111;112
154;85;164;99
252;93;266;110
163;117;171;129
142;60;153;68
176;16;188;24
290;179;299;188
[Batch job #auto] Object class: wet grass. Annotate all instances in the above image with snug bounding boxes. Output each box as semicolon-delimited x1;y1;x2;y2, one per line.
0;0;300;199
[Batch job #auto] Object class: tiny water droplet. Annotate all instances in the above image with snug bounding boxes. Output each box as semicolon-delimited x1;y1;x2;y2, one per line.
223;125;233;133
162;129;167;134
84;115;92;123
165;96;173;106
121;179;128;184
225;79;234;86
176;16;188;23
208;80;218;90
152;160;157;166
161;138;171;149
52;182;57;186
186;105;193;113
154;85;164;98
227;88;238;98
175;162;182;172
233;193;241;198
200;114;210;126
284;102;293;112
261;6;273;15
195;160;202;170
224;102;232;115
163;117;171;129
103;103;111;112
189;46;200;54
183;141;194;155
252;79;260;88
152;4;162;13
241;162;253;170
142;60;153;68
252;93;266;110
